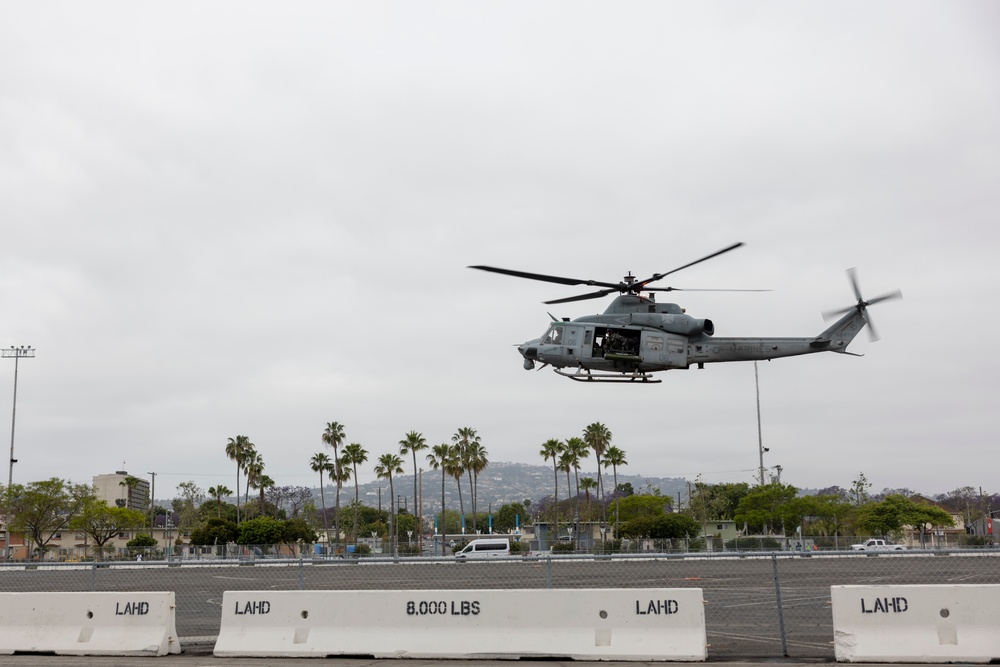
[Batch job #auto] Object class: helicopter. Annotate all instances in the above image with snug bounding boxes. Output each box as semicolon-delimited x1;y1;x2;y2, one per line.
469;243;901;383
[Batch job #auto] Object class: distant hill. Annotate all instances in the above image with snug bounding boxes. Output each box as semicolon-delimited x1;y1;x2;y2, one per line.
319;461;691;516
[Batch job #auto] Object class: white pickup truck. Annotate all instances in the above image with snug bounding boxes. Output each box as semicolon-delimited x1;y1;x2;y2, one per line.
850;539;907;551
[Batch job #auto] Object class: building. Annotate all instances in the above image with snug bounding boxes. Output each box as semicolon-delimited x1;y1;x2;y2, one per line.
93;470;150;513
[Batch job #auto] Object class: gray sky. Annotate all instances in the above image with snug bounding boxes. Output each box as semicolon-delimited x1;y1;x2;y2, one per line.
2;2;998;500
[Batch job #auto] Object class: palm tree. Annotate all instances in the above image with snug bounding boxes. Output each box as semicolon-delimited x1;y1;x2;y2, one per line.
242;448;262;508
374;453;404;555
310;452;333;545
322;421;346;550
118;475;143;510
341;443;368;542
225;435;252;522
399;431;428;549
207;484;232;519
451;428;477;530
256;474;275;514
583;422;612;502
445;446;465;526
558;450;575;544
467;441;489;531
602;445;628;541
540;438;565;545
602;445;628;494
564;436;589;540
426;443;453;544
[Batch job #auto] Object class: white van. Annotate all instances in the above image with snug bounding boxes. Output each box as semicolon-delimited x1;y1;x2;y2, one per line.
454;538;511;559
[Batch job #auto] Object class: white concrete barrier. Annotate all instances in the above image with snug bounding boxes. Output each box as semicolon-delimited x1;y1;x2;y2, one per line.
832;584;1000;663
215;588;706;660
0;592;181;656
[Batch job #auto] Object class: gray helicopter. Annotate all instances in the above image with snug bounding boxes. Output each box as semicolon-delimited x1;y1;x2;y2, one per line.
469;243;901;383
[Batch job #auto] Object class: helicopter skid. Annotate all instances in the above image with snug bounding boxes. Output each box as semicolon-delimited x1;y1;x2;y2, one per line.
554;367;662;383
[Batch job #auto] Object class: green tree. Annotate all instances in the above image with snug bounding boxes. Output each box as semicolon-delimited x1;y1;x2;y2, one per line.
70;499;147;560
174;481;205;532
118;475;145;510
190;518;239;546
494;502;528;534
7;478;93;559
850;472;872;506
648;513;701;539
237;516;286;546
374;453;404;555
426;443;454;536
733;483;799;535
452;427;482;532
399;431;428;548
309;452;333;545
602;445;627;494
855;494;955;540
342;442;369;542
207;485;233;519
225;435;253;523
583;422;612;502
322;421;347;549
539;438;565;541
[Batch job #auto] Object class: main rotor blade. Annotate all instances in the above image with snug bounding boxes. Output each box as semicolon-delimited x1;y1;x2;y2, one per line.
635;242;744;289
544;289;617;305
468;265;619;290
848;267;863;303
645;286;771;293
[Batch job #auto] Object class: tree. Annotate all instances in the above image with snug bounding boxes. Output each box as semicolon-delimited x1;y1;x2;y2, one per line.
426;443;453;539
733;483;799;535
399;431;428;549
466;440;489;535
374;453;404;555
602;445;627;493
71;499;147;560
242;449;263;507
190;517;239;546
236;516;286;546
265;485;312;519
855;494;955;540
310;452;333;545
174;481;205;532
225;435;253;523
539;438;565;542
341;442;368;542
445;445;466;521
452;427;481;532
580;477;598;519
207;485;233;519
118;475;145;510
322;421;347;549
850;472;872;506
583;422;612;504
494;502;528;534
7;478;93;559
563;437;589;540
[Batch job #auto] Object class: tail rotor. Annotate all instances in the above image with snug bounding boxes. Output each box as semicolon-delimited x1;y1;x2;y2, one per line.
822;268;902;342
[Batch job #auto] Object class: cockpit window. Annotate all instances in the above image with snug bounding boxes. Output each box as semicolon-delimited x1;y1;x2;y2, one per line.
542;325;563;345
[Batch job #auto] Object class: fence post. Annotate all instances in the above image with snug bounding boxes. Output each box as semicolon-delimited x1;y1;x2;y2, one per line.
545;555;552;589
91;561;97;592
298;557;304;590
770;553;788;657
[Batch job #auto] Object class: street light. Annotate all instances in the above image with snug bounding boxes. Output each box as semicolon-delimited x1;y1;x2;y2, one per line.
3;346;34;561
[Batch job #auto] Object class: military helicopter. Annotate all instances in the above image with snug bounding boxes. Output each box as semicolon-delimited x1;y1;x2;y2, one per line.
469;243;901;383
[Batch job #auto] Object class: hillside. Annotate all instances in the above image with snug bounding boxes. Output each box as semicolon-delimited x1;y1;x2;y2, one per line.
319;461;690;517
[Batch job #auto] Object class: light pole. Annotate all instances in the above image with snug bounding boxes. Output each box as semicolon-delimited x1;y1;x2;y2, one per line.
3;346;34;560
755;361;767;485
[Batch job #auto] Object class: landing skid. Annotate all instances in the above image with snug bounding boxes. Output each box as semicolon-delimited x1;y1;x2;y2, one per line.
553;367;661;383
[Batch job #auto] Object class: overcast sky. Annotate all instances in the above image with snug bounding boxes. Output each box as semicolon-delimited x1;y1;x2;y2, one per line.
2;2;997;501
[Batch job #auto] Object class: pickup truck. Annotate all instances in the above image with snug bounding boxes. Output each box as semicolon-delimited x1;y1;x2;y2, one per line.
850;539;907;551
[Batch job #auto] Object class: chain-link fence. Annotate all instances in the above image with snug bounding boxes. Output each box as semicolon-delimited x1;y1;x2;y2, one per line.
2;549;997;659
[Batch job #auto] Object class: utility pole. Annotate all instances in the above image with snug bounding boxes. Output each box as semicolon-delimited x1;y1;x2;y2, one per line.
755;361;766;486
3;346;34;561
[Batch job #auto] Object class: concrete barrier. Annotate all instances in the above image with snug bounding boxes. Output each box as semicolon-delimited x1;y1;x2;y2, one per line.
832;584;1000;663
0;592;181;656
215;588;706;660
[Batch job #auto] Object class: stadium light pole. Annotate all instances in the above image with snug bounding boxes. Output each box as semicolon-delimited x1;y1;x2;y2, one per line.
3;345;35;560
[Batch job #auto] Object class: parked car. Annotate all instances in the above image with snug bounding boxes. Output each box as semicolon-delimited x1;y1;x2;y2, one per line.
850;539;907;551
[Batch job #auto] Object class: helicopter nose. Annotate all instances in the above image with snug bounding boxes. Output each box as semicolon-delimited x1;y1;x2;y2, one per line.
519;343;538;359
